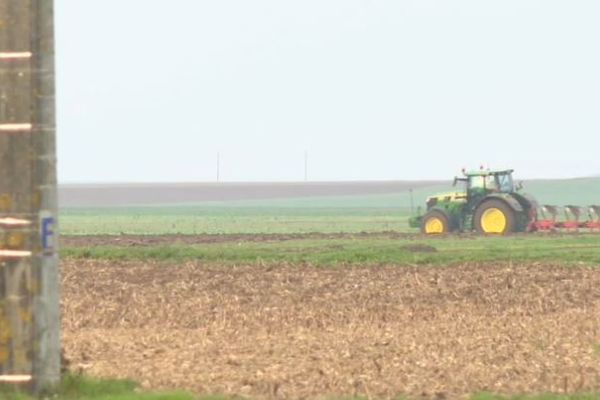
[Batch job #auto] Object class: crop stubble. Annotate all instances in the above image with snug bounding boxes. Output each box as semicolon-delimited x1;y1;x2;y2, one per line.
62;260;600;399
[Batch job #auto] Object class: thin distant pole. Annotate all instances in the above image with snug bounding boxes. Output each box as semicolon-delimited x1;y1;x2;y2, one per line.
216;152;220;182
304;151;308;182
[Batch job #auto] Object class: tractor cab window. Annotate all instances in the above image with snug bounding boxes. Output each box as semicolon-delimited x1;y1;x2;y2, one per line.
469;175;496;190
497;174;514;193
485;176;498;191
469;176;484;189
454;178;468;192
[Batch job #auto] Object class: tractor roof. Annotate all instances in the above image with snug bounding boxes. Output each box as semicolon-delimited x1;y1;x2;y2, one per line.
463;169;514;177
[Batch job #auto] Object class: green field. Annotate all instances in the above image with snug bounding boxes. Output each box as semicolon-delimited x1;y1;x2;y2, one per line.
60;178;600;236
60;207;412;235
59;179;600;266
63;234;600;266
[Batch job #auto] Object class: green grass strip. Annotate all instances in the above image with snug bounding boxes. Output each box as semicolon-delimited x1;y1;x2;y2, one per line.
0;375;217;400
2;376;599;399
62;235;600;266
471;394;600;400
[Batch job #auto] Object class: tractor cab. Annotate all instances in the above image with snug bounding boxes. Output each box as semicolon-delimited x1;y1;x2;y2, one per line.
454;169;517;197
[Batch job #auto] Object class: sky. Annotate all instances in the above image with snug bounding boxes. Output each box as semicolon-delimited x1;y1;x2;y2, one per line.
55;0;600;183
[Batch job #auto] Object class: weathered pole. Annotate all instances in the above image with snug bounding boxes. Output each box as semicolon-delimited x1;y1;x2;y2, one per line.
0;0;60;392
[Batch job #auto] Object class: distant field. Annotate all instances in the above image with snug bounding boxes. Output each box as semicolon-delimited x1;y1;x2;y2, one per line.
58;180;445;208
59;178;600;208
59;177;600;235
524;178;600;206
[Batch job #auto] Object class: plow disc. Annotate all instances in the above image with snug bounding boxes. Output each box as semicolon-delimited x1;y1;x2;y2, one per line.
530;205;600;232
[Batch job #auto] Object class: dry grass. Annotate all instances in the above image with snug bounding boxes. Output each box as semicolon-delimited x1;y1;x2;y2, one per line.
61;260;600;399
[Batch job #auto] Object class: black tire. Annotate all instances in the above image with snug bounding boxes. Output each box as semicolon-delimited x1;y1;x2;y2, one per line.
474;199;516;235
421;210;452;235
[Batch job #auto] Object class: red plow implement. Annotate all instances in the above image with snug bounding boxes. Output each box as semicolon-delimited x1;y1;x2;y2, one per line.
531;205;600;232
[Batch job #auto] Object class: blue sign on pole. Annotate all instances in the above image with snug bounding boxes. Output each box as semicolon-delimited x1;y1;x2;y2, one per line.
40;213;56;254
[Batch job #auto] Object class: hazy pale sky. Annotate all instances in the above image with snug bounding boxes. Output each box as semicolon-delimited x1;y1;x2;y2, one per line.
55;0;600;183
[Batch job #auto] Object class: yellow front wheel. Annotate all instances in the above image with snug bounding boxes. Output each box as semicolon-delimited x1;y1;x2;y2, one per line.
421;210;451;234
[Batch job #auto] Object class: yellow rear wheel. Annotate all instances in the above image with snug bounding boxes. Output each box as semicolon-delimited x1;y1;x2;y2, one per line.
480;207;507;233
475;200;515;235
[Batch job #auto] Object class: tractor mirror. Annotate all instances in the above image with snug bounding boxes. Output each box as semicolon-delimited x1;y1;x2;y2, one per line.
517;181;524;191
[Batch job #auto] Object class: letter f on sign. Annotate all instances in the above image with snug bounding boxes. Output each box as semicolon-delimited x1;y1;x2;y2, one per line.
41;214;56;253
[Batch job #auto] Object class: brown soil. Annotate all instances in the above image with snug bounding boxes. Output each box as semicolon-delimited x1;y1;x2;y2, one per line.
61;232;421;247
61;232;590;248
62;260;600;399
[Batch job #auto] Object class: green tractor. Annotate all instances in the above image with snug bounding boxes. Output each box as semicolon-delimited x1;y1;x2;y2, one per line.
409;169;538;235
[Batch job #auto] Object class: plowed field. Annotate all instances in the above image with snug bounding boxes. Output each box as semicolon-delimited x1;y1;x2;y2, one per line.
61;232;419;247
61;259;600;399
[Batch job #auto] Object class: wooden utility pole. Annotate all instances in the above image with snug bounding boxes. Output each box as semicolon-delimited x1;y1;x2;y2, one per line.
0;0;60;392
